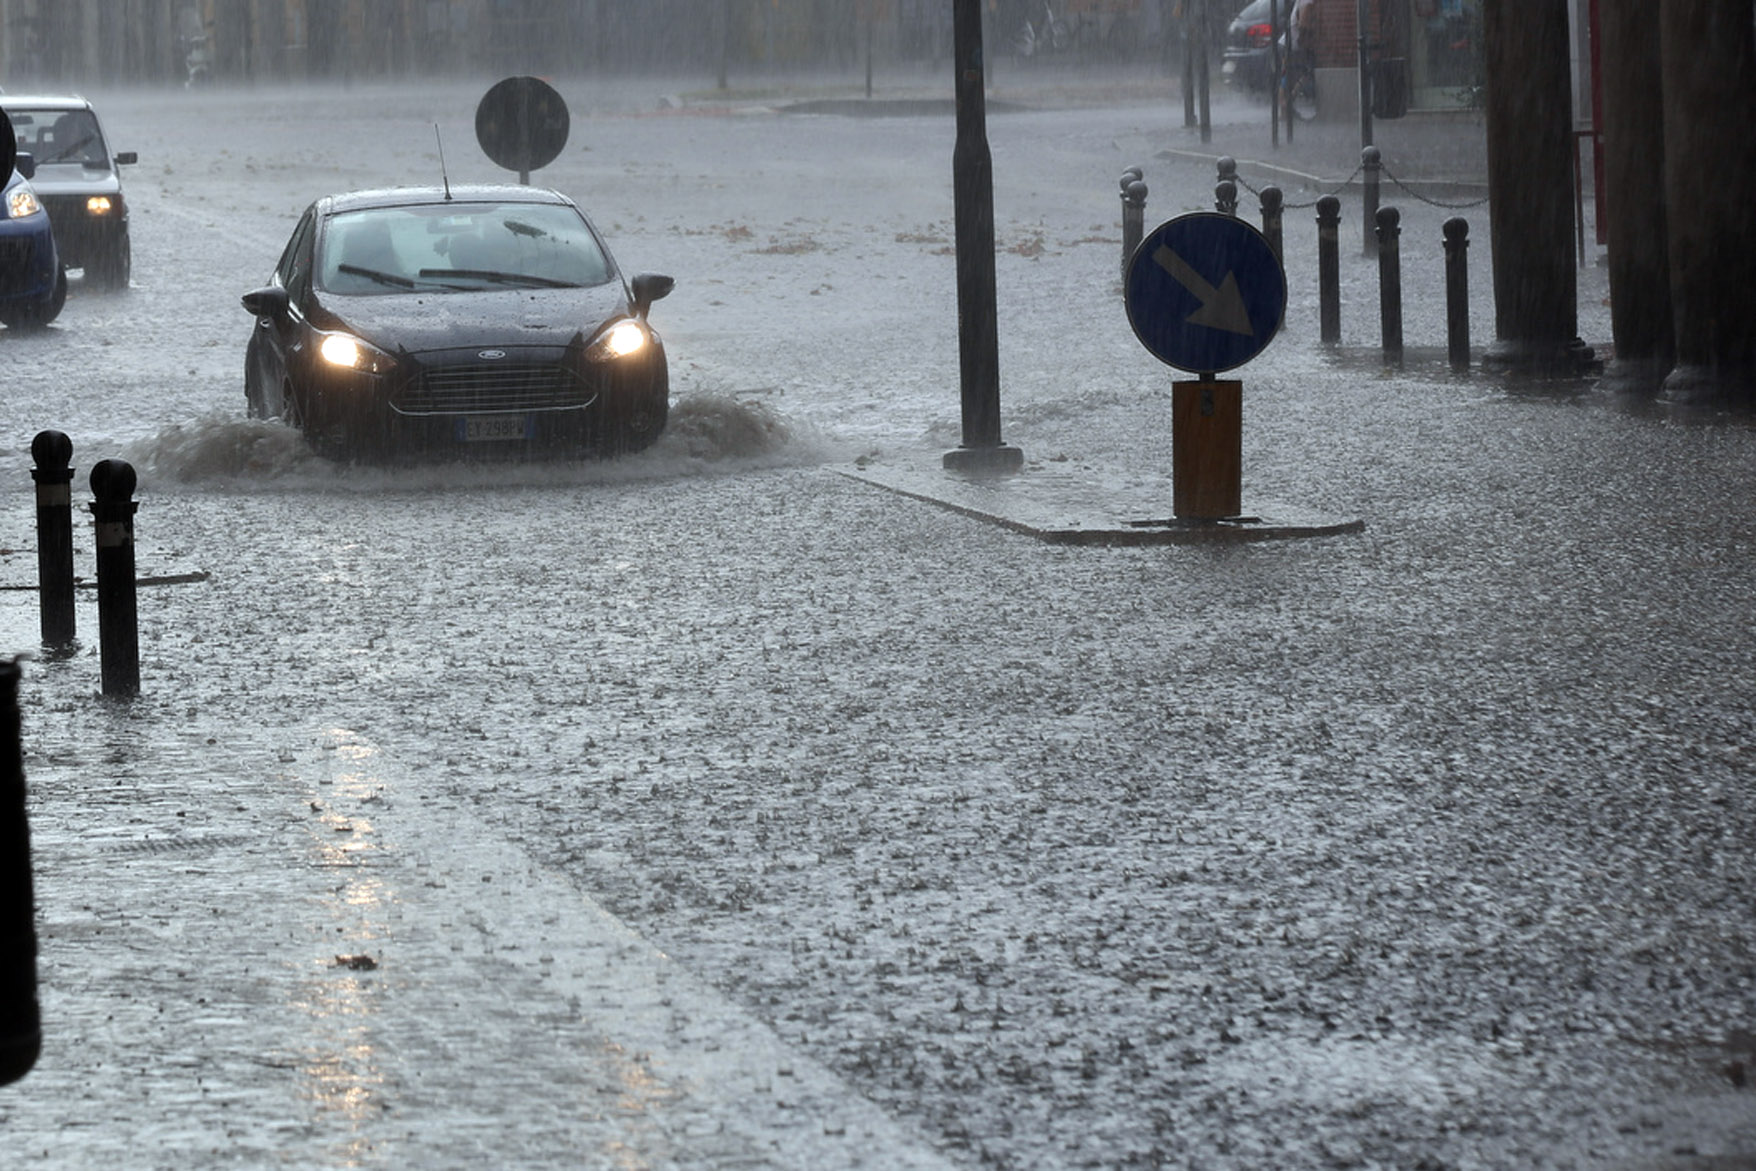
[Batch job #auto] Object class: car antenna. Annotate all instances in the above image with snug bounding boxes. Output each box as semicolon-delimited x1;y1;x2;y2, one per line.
434;123;452;200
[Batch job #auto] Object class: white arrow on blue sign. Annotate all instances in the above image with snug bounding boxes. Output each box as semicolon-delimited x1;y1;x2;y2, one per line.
1124;212;1287;374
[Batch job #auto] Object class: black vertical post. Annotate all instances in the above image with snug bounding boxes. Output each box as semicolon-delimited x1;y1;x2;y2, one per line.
1317;195;1341;345
1376;206;1403;366
1361;145;1381;258
0;658;40;1087
30;431;76;649
1259;186;1284;266
1182;9;1197;127
946;0;1022;473
1197;0;1212;143
1444;217;1471;372
90;460;140;699
1121;172;1147;284
1215;180;1237;216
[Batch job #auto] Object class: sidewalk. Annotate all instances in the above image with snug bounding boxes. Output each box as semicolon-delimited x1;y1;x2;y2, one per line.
0;654;957;1169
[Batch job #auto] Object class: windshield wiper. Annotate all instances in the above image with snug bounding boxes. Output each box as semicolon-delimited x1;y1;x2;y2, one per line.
336;263;415;289
419;267;575;289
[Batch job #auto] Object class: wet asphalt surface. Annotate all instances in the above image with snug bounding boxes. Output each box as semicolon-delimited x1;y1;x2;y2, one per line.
0;68;1753;1168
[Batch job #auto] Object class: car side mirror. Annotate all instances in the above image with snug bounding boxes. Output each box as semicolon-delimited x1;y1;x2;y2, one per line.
631;272;674;319
13;152;33;181
240;285;289;318
114;151;138;166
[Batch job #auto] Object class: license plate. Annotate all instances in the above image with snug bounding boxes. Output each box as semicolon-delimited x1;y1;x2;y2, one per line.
457;414;533;442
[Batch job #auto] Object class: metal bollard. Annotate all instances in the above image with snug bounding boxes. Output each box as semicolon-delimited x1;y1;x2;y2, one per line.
29;431;75;649
1444;216;1471;372
1259;186;1284;266
1215;158;1238;215
1316;195;1341;345
1361;145;1382;258
0;658;40;1087
1121;175;1148;284
89;460;140;699
1215;180;1237;217
1376;206;1403;366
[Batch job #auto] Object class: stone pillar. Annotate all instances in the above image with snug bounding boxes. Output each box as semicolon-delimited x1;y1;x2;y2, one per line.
1658;0;1756;406
1481;0;1591;373
1596;0;1672;397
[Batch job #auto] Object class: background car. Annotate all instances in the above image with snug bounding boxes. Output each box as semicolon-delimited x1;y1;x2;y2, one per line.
0;154;66;329
0;95;136;289
241;184;674;460
1220;0;1283;92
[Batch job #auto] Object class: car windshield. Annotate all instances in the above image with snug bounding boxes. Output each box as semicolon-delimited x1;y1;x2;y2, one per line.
6;108;108;168
317;201;613;296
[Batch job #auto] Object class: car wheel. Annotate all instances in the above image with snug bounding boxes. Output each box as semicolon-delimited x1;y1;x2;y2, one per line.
0;268;68;330
88;235;131;291
603;392;669;457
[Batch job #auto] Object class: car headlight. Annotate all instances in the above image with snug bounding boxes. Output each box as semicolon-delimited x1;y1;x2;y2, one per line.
7;188;42;219
318;332;392;374
86;195;115;216
585;320;648;362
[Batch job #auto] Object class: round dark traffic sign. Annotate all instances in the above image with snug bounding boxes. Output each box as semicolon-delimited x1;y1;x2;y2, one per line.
1124;212;1286;374
0;109;16;186
475;76;569;176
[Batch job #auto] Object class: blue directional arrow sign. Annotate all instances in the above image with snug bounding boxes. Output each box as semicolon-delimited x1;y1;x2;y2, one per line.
1124;212;1286;374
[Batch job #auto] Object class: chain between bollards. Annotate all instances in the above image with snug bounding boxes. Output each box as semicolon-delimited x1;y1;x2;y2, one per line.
1444;217;1471;372
1376;205;1403;366
0;658;40;1087
1316;195;1341;346
29;432;75;650
89;459;140;699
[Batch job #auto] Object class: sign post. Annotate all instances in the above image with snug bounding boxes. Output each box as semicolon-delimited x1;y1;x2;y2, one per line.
1123;212;1286;519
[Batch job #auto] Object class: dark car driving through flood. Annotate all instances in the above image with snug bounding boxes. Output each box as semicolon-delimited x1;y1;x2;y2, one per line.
241;184;674;460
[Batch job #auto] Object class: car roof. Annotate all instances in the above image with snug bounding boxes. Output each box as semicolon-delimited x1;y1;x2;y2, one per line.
0;94;96;112
319;185;579;216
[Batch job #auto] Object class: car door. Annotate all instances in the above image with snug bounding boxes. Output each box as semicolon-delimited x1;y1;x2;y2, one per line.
247;207;317;416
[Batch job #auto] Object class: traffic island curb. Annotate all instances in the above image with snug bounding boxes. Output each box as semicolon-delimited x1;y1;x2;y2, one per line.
840;461;1363;546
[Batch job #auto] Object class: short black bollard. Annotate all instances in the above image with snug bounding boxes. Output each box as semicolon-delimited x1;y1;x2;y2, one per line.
1121;177;1148;284
1317;195;1341;345
29;431;76;649
1376;205;1403;366
1215;179;1237;217
1361;145;1382;259
1444;216;1471;372
1215;158;1238;216
0;658;40;1087
89;459;140;699
1259;186;1284;266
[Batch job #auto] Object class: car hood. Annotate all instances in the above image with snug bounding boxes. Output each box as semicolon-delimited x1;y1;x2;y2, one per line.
26;164;123;199
320;282;631;354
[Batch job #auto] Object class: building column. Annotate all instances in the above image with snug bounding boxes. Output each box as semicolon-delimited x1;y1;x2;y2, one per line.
1481;0;1592;373
1595;0;1671;396
1657;0;1756;406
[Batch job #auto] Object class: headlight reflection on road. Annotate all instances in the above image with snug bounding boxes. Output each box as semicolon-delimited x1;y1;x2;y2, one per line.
294;732;396;1153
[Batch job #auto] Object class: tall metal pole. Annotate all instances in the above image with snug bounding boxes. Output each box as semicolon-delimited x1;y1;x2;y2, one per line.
1356;0;1374;150
945;0;1022;474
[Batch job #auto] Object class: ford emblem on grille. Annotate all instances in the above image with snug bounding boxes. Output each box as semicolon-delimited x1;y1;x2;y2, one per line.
478;349;507;360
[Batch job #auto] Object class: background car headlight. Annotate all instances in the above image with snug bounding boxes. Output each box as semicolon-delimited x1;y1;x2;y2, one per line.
86;195;115;216
319;332;390;373
7;188;42;219
586;320;647;362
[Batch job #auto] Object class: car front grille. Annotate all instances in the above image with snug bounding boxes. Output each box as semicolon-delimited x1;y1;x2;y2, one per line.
392;361;596;416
